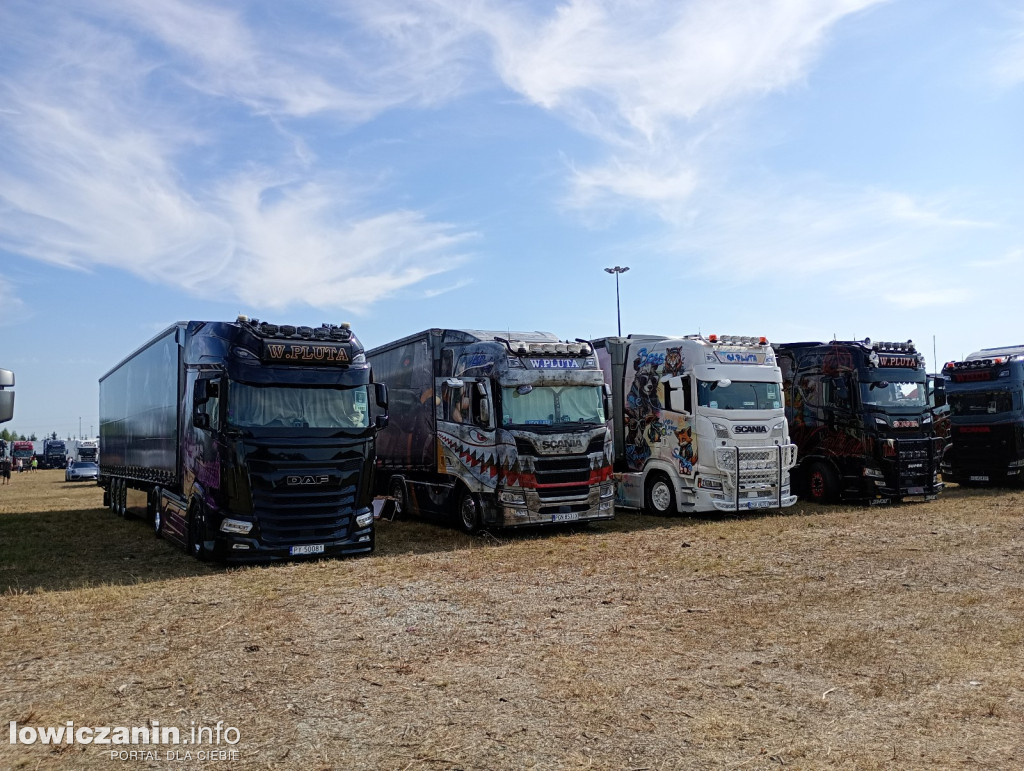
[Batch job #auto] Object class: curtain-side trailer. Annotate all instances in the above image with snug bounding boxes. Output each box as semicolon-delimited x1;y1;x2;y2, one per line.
99;317;388;562
594;334;797;514
368;329;615;532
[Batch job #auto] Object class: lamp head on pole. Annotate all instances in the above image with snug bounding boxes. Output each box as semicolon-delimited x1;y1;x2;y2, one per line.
604;266;629;275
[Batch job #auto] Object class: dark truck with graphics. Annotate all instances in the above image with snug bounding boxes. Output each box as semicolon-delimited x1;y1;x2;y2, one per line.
368;329;615;532
40;438;68;469
940;345;1024;485
99;317;387;562
774;339;943;504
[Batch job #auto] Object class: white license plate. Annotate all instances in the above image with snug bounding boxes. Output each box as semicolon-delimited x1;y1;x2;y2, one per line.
744;500;773;509
970;475;989;482
869;498;891;506
290;544;325;556
551;512;580;523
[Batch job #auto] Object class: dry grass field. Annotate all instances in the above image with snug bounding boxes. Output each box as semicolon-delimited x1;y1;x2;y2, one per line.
1;469;1023;770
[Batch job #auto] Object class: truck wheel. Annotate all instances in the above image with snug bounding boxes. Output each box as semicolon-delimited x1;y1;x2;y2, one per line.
388;477;408;518
457;490;481;534
115;479;128;518
645;473;677;515
806;461;838;504
187;501;210;561
108;479;119;513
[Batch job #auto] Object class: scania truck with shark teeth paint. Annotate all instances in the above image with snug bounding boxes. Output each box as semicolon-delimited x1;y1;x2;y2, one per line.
99;316;388;562
593;334;798;515
367;329;615;532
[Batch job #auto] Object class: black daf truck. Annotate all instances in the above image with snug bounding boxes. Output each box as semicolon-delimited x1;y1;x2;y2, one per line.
99;317;387;561
774;339;943;504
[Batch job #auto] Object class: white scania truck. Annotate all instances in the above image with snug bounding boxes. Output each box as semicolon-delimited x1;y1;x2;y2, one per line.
593;334;798;514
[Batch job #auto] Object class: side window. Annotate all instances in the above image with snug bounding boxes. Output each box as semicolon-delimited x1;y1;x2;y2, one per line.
664;376;692;413
442;383;470;425
196;378;221;429
824;376;851;409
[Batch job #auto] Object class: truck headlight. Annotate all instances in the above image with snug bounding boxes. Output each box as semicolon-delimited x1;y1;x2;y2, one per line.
499;491;526;505
355;512;374;528
698;477;723;491
600;483;615;498
219;518;254;535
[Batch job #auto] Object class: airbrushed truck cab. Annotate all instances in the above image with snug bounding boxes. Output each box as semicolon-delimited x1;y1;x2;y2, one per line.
594;334;798;514
941;345;1024;485
775;339;943;504
100;318;387;562
369;329;615;532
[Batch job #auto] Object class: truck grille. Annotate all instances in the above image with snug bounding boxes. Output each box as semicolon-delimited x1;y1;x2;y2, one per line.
244;441;366;547
714;445;796;506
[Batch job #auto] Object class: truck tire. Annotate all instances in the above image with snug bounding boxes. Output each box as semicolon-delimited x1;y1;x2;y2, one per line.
108;479;119;513
457;489;481;535
644;473;677;515
388;476;408;518
806;461;838;504
115;479;128;518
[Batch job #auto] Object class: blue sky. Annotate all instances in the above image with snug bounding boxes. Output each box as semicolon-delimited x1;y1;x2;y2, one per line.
1;0;1021;440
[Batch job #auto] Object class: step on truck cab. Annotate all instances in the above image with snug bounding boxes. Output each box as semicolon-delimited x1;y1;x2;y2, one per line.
593;334;798;514
774;339;943;504
940;345;1024;485
99;317;388;562
368;329;615;532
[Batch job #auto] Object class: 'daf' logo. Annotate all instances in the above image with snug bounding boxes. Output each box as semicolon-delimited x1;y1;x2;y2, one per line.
287;475;330;486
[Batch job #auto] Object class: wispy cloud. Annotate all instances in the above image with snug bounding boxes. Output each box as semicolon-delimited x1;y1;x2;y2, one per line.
993;8;1024;87
0;0;476;312
643;182;998;311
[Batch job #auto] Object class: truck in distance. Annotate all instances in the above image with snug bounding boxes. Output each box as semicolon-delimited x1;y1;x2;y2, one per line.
40;438;68;469
593;334;797;514
774;339;943;504
10;440;33;470
368;329;615;532
940;345;1024;485
76;439;98;463
99;317;388;562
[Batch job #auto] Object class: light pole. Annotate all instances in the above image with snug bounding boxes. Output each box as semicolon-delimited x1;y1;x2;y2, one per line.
604;266;629;336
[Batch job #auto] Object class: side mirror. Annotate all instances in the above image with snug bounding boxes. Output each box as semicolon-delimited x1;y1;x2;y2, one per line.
194;413;211;430
0;368;14;388
475;382;491;426
0;391;13;423
603;383;613;418
374;382;389;409
194;379;209;405
375;414;389;430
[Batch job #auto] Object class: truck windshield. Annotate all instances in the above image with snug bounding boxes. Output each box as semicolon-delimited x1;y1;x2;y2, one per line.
697;380;782;410
947;390;1018;416
859;380;927;408
501;385;605;426
228;383;369;429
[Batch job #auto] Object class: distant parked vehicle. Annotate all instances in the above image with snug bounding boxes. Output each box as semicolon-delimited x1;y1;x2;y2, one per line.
66;461;99;482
